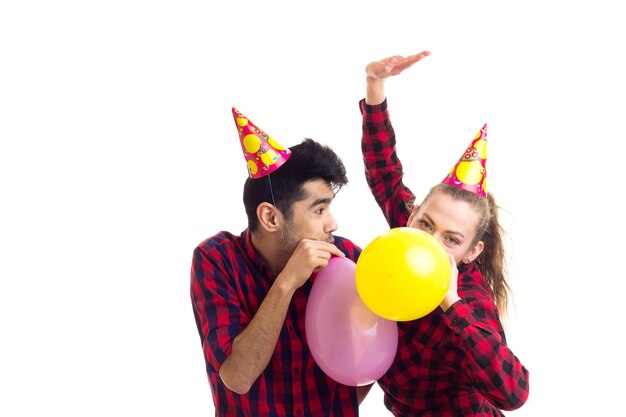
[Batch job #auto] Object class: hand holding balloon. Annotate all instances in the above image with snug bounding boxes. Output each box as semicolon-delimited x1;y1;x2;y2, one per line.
278;239;345;292
439;253;461;312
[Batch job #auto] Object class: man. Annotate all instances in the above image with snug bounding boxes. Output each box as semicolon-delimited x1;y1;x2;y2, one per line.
190;108;368;416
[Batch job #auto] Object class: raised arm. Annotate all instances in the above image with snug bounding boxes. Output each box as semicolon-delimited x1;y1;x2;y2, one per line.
361;51;431;228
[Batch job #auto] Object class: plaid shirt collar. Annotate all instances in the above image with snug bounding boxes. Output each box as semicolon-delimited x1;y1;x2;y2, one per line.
240;228;274;278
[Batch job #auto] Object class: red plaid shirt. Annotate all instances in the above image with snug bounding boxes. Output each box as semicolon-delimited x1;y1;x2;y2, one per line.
190;230;362;417
360;99;530;416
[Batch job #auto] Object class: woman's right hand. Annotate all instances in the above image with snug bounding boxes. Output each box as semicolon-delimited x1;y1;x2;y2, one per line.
365;51;431;105
365;51;431;80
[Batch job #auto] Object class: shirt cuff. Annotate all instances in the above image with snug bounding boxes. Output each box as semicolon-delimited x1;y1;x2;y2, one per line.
359;98;388;123
443;299;477;334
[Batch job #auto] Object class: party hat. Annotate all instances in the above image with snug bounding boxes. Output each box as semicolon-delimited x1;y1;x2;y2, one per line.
232;107;291;179
442;124;488;197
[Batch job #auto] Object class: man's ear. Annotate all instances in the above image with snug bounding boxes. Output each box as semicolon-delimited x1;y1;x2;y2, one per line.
256;202;281;233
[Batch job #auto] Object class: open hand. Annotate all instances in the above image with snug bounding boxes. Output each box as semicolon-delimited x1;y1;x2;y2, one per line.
366;51;431;80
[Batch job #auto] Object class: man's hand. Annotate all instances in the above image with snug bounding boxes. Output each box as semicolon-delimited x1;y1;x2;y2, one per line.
277;239;345;293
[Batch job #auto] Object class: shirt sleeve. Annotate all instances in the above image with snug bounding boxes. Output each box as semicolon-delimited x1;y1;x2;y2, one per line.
334;236;362;263
442;281;530;411
360;98;415;228
190;244;250;373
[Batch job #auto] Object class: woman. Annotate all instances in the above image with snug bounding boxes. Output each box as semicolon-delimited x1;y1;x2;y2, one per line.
360;51;530;416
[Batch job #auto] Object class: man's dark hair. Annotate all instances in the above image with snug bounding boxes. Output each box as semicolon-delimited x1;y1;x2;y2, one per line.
243;138;348;232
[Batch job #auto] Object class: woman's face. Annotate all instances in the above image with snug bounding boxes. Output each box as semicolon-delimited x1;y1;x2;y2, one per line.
407;191;484;265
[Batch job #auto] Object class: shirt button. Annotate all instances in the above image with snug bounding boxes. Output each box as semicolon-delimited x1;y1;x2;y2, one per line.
296;409;302;414
450;319;458;326
294;366;300;372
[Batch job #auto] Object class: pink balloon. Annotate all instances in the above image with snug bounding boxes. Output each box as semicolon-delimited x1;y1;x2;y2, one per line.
305;257;398;386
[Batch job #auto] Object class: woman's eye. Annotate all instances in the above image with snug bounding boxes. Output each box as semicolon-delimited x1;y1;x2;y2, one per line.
445;236;459;246
419;220;431;231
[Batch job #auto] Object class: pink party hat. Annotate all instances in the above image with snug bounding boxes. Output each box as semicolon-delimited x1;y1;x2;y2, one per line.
442;124;488;197
232;107;291;179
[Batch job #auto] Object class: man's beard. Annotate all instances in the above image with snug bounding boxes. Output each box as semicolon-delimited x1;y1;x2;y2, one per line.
279;219;300;255
280;219;334;254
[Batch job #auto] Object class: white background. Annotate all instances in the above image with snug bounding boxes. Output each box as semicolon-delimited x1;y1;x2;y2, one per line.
1;1;624;416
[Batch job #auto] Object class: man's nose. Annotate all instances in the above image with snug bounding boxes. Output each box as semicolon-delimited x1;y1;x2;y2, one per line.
325;214;338;233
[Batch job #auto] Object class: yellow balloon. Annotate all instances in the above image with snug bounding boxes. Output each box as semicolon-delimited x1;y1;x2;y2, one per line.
355;227;451;321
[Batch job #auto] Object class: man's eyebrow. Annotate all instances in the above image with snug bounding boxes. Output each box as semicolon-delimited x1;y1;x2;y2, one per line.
308;197;333;209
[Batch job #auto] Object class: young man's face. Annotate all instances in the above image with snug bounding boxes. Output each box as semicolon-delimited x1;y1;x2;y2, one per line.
280;179;338;253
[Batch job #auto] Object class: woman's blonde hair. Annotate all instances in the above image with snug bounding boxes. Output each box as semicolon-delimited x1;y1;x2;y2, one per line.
422;183;511;317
